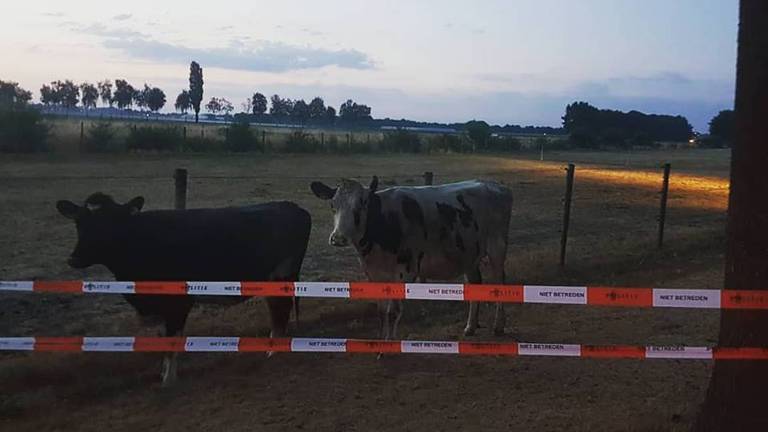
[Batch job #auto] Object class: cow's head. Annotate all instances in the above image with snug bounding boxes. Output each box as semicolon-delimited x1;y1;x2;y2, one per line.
310;176;378;247
56;193;144;268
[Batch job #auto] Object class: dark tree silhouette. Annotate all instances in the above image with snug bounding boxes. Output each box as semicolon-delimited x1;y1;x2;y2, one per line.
80;83;99;110
146;87;166;113
465;120;491;150
694;2;768;430
175;90;191;114
57;80;79;110
134;84;150;111
308;96;326;119
113;79;135;109
562;101;692;147
39;84;58;106
269;94;293;118
0;81;32;110
97;80;113;107
252;92;267;115
325;106;336;124
189;61;204;123
339;99;372;122
292;99;309;123
709;109;735;143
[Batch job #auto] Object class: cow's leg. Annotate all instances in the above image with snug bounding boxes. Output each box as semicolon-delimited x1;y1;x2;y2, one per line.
390;300;404;339
265;297;293;357
463;268;482;336
487;246;508;336
161;306;190;387
379;300;393;340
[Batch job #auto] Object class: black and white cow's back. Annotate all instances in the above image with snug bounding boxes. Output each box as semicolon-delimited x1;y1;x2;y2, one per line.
362;180;512;283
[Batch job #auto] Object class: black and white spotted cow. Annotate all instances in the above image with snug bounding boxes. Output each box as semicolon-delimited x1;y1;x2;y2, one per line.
311;176;512;338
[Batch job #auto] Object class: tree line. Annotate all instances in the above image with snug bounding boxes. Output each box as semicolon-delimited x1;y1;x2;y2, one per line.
562;101;694;148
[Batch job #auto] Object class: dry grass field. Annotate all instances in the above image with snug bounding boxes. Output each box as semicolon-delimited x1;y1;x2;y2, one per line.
0;149;730;431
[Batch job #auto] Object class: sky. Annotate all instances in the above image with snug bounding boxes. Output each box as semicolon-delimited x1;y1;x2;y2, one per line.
0;1;738;131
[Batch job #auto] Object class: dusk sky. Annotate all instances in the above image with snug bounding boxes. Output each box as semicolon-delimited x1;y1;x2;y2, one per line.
1;1;737;131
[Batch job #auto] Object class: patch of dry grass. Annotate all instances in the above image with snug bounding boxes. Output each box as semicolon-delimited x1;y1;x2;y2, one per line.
0;149;730;431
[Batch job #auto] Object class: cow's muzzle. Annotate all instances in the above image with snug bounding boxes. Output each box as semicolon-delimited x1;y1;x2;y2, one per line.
329;234;349;247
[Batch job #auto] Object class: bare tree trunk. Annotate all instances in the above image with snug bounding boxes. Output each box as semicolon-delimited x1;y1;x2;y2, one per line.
693;1;768;430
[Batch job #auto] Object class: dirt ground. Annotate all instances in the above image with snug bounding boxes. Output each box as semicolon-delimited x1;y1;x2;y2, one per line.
0;149;730;431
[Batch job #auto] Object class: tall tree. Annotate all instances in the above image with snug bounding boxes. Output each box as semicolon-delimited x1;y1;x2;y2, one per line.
175;90;191;114
40;84;58;106
693;2;768;430
0;81;32;110
292;99;309;123
308;96;326;119
269;94;293;117
465;120;491;150
325;106;336;124
709;109;736;143
241;97;252;114
80;83;99;110
252;92;268;115
56;80;80;110
97;80;113;107
189;61;204;123
219;98;233;116
339;99;372;122
113;79;135;109
206;97;223;115
145;87;166;113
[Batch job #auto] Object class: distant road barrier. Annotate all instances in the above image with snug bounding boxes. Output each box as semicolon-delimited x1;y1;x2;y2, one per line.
0;336;766;360
1;280;767;310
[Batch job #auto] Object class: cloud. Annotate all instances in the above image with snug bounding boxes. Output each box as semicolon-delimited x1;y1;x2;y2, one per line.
75;23;148;39
41;12;65;17
300;27;327;37
101;37;373;72
113;14;132;21
73;21;372;72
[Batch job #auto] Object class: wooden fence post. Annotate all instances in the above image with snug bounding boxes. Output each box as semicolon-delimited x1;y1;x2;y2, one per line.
657;163;671;248
79;121;84;151
174;168;188;210
560;164;575;266
424;171;434;185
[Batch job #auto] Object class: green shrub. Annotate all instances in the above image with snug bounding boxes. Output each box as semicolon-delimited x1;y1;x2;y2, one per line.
183;137;224;152
125;126;183;151
223;121;262;152
485;136;522;152
542;138;572;151
324;134;340;153
0;109;49;152
83;122;118;152
427;134;465;153
380;129;421;153
696;136;728;149
284;130;318;153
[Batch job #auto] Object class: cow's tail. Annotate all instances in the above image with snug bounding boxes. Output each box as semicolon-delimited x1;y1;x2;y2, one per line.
293;297;300;330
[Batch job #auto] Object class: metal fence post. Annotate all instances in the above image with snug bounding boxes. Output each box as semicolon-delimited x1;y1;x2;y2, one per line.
174;169;188;210
560;164;575;266
658;163;671;248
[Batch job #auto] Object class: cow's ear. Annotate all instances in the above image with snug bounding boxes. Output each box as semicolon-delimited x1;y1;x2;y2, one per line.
369;176;379;193
126;196;144;214
311;182;336;200
56;200;82;220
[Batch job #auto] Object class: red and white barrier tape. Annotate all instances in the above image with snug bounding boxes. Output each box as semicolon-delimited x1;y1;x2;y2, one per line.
0;336;766;359
1;280;766;310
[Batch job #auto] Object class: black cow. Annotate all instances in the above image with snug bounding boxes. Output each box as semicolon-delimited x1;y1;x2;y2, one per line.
56;193;311;385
